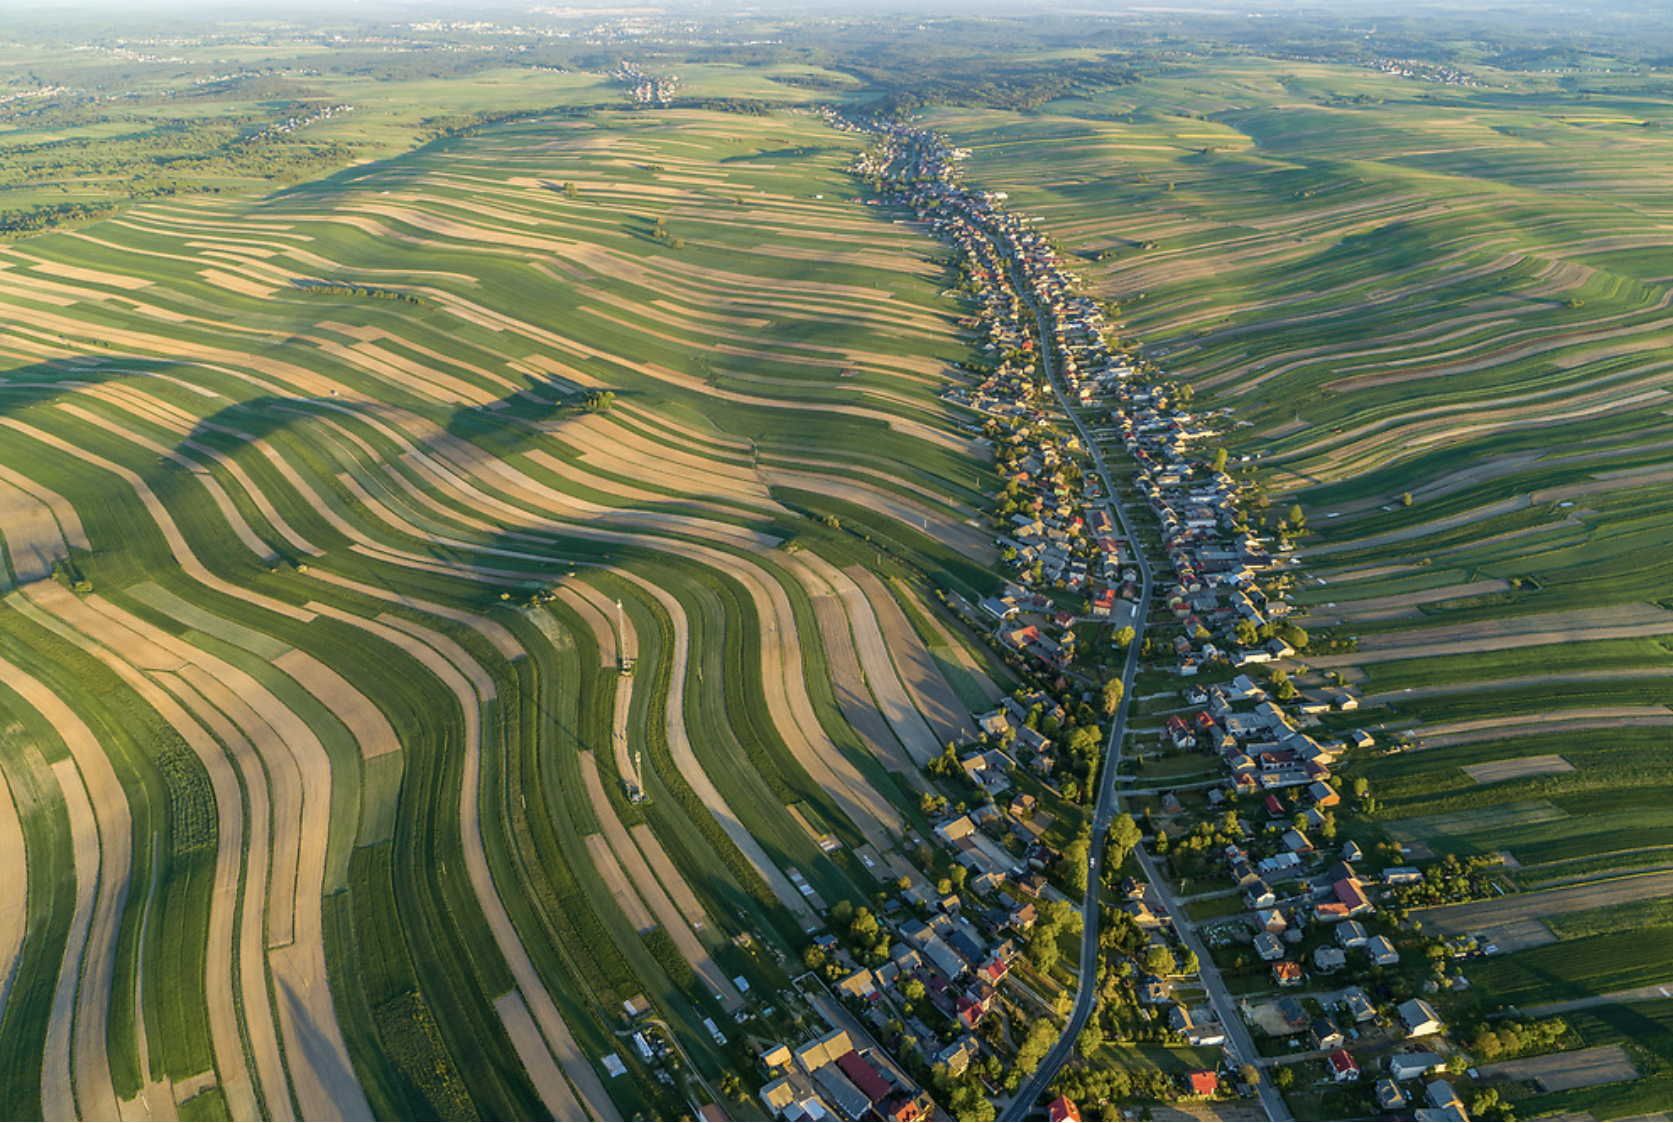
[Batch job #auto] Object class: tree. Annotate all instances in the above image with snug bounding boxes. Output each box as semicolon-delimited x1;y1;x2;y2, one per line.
1101;677;1125;717
803;945;826;972
1287;503;1305;528
1269;668;1299;702
1180;948;1200;975
1272;1065;1296;1091
583;389;617;412
1240;1063;1261;1087
1059;829;1091;894
1234;619;1259;647
1114;625;1136;648
1078;1020;1104;1055
1142;945;1177;977
949;1083;995;1122
1401;491;1414;507
1210;447;1228;473
1107;814;1142;865
1015;1019;1057;1074
562;181;579;199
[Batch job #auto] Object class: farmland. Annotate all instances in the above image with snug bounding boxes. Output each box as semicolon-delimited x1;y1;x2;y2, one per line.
6;4;1673;1120
0;20;1021;1120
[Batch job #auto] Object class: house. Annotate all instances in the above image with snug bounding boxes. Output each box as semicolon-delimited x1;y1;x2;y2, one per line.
1308;781;1340;808
1334;878;1373;916
1428;1079;1465;1113
1389;1051;1445;1081
1398;998;1445;1038
1282;828;1313;854
1342;987;1377;1024
1336;921;1369;948
1367;935;1400;966
1140;980;1172;1005
1047;1095;1082;1123
1272;960;1303;987
1383;866;1424;885
1375;1077;1406;1111
1312;1016;1345;1051
935;1035;980;1077
1245;880;1277;910
814;1066;873;1120
1009;902;1037;932
1315;946;1347;971
1327;1049;1361;1083
1255;907;1286;934
1342;840;1364;863
1254;932;1285;961
835;968;880;1002
1188;1070;1219;1097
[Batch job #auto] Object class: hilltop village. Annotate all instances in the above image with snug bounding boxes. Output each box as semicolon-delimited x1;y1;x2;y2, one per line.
730;116;1536;1123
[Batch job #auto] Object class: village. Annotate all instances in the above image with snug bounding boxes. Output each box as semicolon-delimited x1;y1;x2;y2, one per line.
734;116;1506;1123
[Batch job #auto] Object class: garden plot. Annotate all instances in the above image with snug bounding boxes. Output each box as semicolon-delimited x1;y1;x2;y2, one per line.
1385;799;1570;842
1415;870;1673;935
1466;754;1577;785
1478;1044;1638;1092
844;566;979;748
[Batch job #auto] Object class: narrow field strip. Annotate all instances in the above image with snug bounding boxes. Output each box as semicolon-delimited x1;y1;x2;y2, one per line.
0;652;131;1122
305;602;616;1121
579;751;741;1009
0;768;26;1025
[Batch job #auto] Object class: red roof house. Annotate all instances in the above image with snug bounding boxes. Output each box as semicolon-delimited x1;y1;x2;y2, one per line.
1048;1096;1082;1123
1327;1049;1361;1082
1189;1069;1219;1096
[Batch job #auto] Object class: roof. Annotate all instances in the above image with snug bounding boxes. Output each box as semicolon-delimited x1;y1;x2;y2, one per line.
836;1050;890;1104
1327;1049;1360;1078
1047;1095;1082;1123
1189;1070;1218;1096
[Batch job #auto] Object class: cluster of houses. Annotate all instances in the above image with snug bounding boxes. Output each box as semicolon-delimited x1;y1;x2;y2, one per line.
610;60;676;105
853;115;1143;634
828;114;1486;1121
759;1028;933;1123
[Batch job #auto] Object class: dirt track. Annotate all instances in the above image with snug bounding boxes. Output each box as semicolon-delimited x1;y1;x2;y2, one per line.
1414;869;1673;934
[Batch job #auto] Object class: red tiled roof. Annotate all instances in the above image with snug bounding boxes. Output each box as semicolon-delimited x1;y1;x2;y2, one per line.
837;1050;891;1104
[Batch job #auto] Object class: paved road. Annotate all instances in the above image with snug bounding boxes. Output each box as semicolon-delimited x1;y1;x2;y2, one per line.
977;216;1290;1122
994;231;1158;1123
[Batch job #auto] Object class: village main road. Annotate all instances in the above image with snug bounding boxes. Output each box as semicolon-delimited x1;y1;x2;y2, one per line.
997;245;1157;1122
992;234;1287;1122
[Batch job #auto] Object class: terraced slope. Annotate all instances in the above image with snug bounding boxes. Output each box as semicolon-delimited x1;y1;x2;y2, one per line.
0;106;996;1120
